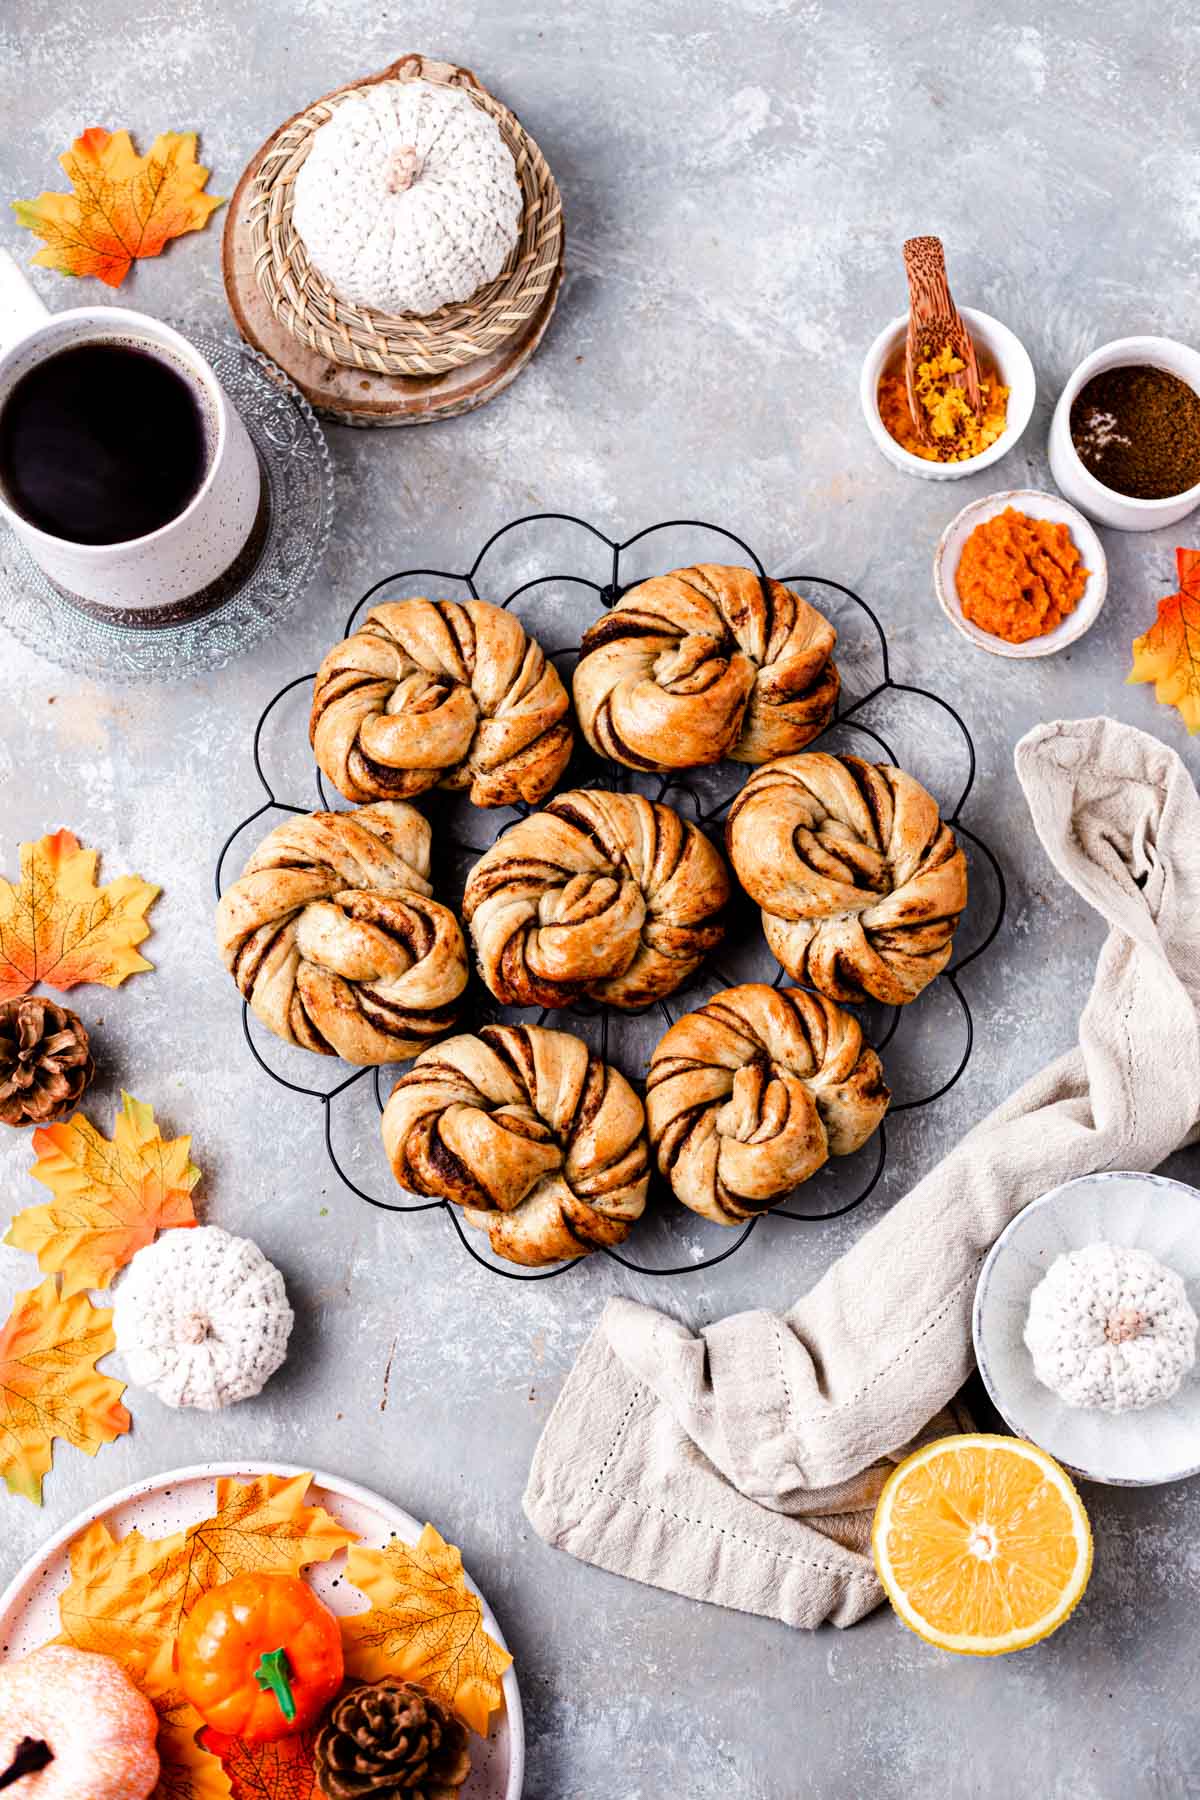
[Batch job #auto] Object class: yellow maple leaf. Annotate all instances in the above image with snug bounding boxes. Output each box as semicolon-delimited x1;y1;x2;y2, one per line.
180;1474;361;1611
13;128;223;288
1128;547;1200;735
56;1517;187;1664
0;1277;129;1503
342;1524;513;1736
143;1642;233;1800
0;829;159;1002
56;1474;358;1659
7;1091;200;1295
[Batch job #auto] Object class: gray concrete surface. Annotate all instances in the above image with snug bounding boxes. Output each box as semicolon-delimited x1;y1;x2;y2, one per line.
2;3;1200;1795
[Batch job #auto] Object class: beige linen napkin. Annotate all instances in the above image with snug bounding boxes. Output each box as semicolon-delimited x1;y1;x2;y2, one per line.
524;718;1200;1627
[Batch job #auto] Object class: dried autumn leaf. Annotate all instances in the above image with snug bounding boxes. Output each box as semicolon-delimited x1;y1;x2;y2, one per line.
56;1474;357;1659
7;1091;200;1295
141;1643;233;1800
56;1516;187;1664
342;1524;512;1736
198;1727;321;1800
0;1277;129;1503
180;1474;360;1612
1128;546;1200;735
13;128;223;288
0;829;159;1002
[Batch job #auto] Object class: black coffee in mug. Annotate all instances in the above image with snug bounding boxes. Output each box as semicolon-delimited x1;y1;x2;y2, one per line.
0;342;208;545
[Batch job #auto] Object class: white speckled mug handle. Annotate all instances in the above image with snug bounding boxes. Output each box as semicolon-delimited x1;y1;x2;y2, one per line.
0;248;49;356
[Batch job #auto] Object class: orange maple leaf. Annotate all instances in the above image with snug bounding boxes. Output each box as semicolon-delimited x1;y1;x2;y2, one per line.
0;829;159;1002
56;1474;358;1661
342;1524;512;1736
197;1727;322;1800
0;1277;129;1503
1128;547;1200;735
7;1091;199;1295
12;128;223;288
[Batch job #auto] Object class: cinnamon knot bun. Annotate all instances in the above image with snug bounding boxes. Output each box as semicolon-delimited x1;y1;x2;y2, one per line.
726;753;968;1005
216;802;467;1064
462;790;731;1010
311;597;573;807
572;564;839;770
381;1024;649;1265
646;983;890;1224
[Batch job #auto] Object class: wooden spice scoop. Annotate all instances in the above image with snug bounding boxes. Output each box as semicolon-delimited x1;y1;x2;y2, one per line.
903;236;983;443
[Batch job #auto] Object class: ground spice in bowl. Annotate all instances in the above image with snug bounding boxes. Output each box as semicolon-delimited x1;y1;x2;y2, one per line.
878;343;1009;463
955;506;1089;644
1070;365;1200;500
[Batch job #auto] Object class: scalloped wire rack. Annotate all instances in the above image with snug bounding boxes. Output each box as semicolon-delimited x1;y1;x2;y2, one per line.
215;514;1007;1282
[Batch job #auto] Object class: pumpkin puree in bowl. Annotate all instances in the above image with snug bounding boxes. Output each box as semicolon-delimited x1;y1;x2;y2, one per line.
955;506;1089;644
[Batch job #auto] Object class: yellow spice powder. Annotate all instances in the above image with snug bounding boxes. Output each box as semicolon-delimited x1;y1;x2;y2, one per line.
878;343;1009;463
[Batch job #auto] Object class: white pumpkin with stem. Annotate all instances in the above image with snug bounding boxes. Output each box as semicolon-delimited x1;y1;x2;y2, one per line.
1024;1241;1198;1413
114;1225;293;1411
292;79;523;317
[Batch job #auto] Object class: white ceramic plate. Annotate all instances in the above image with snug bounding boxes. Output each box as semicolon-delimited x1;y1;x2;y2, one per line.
934;487;1108;658
0;1462;524;1798
973;1173;1200;1486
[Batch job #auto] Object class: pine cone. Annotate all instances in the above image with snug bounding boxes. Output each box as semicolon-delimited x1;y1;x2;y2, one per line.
0;998;93;1127
315;1680;472;1800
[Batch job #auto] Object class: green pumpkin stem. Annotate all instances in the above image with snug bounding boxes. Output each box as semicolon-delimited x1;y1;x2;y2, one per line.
254;1647;297;1723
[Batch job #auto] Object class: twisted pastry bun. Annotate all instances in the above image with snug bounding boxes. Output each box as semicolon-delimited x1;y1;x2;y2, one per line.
646;983;890;1225
726;753;968;1005
462;790;731;1010
381;1024;649;1265
311;597;574;807
572;564;839;770
216;802;467;1064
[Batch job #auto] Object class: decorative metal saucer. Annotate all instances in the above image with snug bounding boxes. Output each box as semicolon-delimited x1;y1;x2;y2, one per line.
0;324;333;682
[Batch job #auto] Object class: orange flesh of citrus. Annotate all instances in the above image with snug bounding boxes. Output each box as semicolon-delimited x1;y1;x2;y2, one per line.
872;1435;1092;1654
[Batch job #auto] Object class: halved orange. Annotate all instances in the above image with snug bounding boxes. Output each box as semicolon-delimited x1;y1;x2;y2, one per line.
871;1433;1093;1656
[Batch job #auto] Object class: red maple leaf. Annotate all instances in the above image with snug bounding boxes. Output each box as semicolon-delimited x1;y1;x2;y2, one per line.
196;1726;322;1800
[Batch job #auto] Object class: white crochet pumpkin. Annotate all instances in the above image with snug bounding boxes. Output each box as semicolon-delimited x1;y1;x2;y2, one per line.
1024;1241;1198;1414
291;79;523;317
114;1226;293;1411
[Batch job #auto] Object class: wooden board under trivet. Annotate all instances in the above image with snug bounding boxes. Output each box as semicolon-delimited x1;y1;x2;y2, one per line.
222;55;565;428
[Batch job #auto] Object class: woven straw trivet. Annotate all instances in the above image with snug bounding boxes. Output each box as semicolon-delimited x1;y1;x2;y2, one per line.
247;53;563;378
223;134;562;427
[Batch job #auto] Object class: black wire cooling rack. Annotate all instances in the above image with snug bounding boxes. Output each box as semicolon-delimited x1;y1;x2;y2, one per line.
215;513;1007;1281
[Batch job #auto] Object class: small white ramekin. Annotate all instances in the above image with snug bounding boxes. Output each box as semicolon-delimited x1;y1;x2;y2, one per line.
933;488;1107;659
859;306;1036;482
1048;335;1200;531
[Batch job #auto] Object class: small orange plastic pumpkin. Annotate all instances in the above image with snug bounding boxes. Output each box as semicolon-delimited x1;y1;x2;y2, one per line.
177;1571;343;1743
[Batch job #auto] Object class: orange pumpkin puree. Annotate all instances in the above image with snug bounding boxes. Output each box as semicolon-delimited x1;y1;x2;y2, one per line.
878;344;1009;463
955;507;1089;644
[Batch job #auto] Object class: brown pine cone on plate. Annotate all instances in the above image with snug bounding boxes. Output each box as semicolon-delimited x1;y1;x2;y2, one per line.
311;597;574;808
646;983;889;1224
462;789;731;1010
315;1678;471;1800
215;802;468;1064
0;997;94;1127
572;564;839;770
726;752;968;1005
382;1023;649;1265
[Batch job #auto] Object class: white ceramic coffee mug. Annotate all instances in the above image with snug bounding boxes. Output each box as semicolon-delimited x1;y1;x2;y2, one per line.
0;247;263;621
